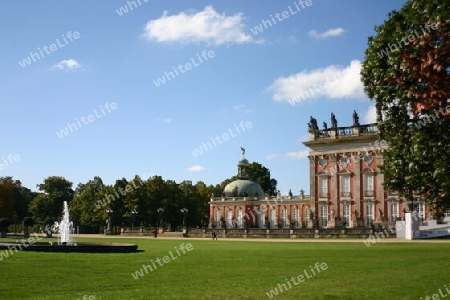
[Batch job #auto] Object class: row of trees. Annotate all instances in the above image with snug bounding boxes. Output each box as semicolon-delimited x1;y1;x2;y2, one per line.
0;162;277;233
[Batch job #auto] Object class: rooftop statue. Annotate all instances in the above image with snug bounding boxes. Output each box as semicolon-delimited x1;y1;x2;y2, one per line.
308;116;319;131
353;110;360;126
331;113;338;128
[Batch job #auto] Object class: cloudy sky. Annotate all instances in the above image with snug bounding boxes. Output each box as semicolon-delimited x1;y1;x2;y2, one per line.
0;0;407;194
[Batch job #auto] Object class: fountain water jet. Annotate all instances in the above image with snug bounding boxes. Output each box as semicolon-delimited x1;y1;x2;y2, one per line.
53;201;75;245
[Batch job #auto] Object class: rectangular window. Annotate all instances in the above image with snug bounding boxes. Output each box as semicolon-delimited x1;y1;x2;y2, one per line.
364;175;374;196
226;210;233;228
270;209;276;229
341;176;350;197
282;209;287;228
258;210;264;228
293;209;299;228
366;203;373;226
417;203;425;221
390;203;398;222
319;177;328;198
215;210;221;228
320;206;328;227
237;209;243;228
343;204;350;227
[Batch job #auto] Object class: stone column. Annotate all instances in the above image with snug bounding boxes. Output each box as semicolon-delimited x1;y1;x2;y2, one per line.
376;151;385;221
353;152;361;228
329;154;337;228
308;155;316;222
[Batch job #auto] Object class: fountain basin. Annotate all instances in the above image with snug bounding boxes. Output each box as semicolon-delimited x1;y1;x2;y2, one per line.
0;242;139;253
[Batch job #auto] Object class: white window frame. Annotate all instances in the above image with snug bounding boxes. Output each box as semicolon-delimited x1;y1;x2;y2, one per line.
281;209;287;228
258;209;264;228
343;204;350;227
226;210;233;228
364;174;374;196
270;209;277;229
293;209;299;228
366;203;374;227
215;210;221;228
320;205;327;227
237;209;243;228
390;203;398;222
320;177;328;197
341;176;350;197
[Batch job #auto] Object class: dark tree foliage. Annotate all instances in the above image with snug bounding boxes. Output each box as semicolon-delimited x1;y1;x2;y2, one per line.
0;177;36;221
29;176;74;221
361;0;450;211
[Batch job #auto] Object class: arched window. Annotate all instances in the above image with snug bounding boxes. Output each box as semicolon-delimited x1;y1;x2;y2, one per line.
293;209;299;228
270;209;277;229
306;208;311;221
226;210;233;228
258;208;264;228
282;209;287;228
237;209;243;228
215;210;221;228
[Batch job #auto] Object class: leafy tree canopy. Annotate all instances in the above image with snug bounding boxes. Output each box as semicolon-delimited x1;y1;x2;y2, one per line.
361;0;450;211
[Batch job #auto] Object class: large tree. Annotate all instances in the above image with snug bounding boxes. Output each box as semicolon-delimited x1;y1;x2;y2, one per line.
70;176;106;231
361;0;450;212
0;177;35;221
28;176;74;221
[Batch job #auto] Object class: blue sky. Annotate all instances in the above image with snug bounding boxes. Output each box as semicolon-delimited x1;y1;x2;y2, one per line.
0;0;408;194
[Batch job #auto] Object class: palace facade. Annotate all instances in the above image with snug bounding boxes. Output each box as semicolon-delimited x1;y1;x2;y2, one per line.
209;112;429;229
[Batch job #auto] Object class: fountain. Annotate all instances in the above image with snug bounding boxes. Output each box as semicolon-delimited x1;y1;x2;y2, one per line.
0;201;139;253
53;201;74;245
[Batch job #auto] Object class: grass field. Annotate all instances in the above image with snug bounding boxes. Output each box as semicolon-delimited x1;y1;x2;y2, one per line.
0;237;449;300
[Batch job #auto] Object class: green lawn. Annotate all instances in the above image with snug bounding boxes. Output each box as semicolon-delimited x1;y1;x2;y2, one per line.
0;237;449;299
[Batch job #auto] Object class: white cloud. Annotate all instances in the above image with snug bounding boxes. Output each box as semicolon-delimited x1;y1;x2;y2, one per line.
142;6;259;45
308;28;346;39
363;105;377;124
265;154;278;160
52;59;81;71
285;150;309;160
187;165;205;172
266;60;366;105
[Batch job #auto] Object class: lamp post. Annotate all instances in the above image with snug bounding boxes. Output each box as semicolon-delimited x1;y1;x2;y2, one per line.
106;208;113;235
180;208;188;228
131;209;138;231
14;214;18;236
203;214;209;229
157;208;164;228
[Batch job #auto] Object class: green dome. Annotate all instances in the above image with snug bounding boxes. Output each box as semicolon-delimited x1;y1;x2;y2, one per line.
238;158;249;165
223;179;264;197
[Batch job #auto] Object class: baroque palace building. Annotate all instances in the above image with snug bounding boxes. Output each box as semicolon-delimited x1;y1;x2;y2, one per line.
209;111;429;229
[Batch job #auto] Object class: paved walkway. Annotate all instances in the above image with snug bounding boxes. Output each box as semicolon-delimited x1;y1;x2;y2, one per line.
70;234;450;243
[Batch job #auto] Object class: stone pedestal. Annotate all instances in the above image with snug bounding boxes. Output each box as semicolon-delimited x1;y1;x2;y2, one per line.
307;220;315;229
405;213;420;240
327;220;336;228
350;220;357;228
